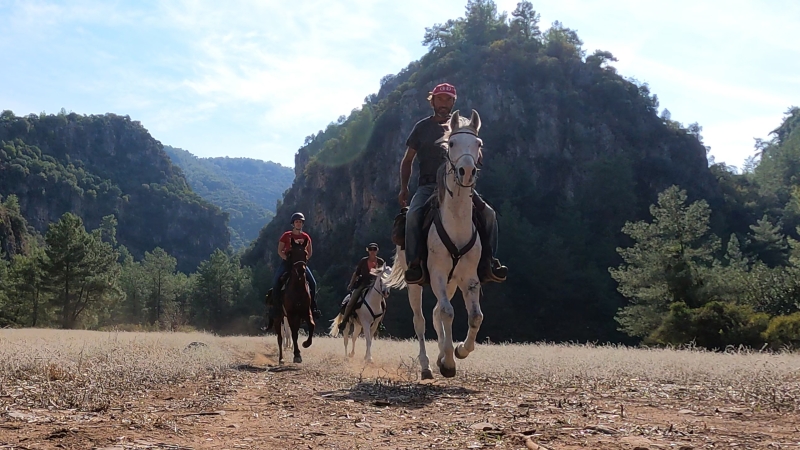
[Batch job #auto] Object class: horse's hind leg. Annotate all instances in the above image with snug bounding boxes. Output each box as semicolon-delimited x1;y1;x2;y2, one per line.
408;284;432;379
342;322;351;356
283;317;292;351
349;322;361;358
456;277;483;360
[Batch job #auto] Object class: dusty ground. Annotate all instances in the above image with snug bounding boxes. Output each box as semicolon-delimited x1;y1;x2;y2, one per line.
1;330;799;449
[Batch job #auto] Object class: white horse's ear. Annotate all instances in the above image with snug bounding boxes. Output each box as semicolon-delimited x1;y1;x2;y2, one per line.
449;110;461;131
470;109;481;132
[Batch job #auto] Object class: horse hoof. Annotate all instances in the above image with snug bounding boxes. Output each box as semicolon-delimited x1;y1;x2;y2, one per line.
421;369;434;380
278;359;284;365
293;355;302;363
455;344;468;360
439;365;456;378
302;339;312;349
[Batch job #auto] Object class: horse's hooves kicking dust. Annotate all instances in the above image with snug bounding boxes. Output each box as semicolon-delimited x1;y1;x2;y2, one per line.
421;369;434;380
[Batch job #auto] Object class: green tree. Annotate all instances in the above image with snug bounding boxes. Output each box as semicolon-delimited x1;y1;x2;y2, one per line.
117;251;149;325
6;241;48;326
142;247;178;325
610;186;720;338
463;0;508;45
747;215;789;267
42;213;120;329
192;249;253;332
510;1;541;40
0;254;10;326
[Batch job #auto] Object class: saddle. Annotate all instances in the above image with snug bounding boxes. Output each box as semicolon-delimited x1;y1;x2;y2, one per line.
340;281;387;320
391;190;490;285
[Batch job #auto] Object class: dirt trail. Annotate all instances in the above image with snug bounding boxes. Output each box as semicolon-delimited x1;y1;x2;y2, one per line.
2;346;799;449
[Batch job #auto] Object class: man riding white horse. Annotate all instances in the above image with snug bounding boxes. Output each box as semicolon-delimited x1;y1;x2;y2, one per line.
398;83;507;285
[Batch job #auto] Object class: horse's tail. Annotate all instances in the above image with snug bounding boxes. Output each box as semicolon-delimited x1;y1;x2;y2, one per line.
329;313;344;337
384;245;407;289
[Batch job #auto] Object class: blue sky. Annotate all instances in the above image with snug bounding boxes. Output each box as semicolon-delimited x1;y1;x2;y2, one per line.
1;0;797;170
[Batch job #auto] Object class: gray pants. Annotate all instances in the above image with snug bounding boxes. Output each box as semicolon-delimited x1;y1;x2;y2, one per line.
405;184;499;264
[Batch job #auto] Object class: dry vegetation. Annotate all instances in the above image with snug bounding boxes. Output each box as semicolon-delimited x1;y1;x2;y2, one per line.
1;329;799;449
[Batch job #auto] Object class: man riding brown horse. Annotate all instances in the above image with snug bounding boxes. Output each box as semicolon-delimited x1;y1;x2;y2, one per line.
275;238;315;364
266;212;320;326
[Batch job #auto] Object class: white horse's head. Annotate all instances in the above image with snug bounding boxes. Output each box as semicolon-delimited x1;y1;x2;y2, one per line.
371;264;393;298
446;109;482;188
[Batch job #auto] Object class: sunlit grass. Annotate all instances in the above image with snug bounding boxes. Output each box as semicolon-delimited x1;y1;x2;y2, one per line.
2;329;799;411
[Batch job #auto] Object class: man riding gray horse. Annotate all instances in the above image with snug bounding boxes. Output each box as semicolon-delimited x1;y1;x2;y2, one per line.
398;82;507;285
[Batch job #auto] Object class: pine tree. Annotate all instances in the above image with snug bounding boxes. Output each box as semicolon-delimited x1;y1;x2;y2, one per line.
610;186;719;337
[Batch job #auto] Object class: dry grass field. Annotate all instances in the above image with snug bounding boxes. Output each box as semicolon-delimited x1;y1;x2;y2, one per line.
1;328;799;449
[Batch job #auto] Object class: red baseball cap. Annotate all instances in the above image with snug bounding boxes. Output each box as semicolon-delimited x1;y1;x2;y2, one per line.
430;83;457;98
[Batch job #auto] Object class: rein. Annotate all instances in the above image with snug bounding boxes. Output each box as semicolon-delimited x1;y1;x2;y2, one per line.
444;129;480;196
436;126;480;282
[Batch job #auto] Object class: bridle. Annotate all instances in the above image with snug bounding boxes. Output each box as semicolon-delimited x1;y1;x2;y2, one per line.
444;128;481;196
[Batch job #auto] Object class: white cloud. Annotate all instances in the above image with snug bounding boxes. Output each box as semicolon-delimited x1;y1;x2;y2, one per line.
1;0;798;168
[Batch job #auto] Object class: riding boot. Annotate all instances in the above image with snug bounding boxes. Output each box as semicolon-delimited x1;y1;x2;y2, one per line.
405;259;425;284
475;206;507;283
339;286;364;332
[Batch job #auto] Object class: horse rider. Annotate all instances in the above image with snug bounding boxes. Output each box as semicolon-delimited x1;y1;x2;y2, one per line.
397;82;508;285
266;212;320;324
338;242;385;332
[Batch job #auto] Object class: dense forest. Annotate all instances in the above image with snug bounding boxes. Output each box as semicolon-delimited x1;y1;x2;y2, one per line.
163;146;294;249
1;0;799;349
0;110;229;271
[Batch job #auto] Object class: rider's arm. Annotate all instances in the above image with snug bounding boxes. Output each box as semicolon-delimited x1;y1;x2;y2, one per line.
277;241;286;260
347;270;358;290
306;239;313;260
400;147;416;191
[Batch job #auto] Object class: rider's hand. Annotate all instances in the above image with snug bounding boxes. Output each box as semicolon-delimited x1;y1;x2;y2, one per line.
398;187;409;207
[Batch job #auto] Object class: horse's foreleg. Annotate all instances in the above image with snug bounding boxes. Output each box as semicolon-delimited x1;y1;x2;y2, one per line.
431;275;456;378
276;317;284;365
456;277;483;360
408;284;432;379
302;311;314;349
291;321;302;364
360;314;374;364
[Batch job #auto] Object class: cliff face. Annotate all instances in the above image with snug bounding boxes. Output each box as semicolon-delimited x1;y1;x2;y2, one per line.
244;39;721;342
0;196;29;259
0;111;229;271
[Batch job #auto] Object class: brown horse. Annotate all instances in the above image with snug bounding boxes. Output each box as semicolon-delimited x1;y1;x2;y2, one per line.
273;240;315;364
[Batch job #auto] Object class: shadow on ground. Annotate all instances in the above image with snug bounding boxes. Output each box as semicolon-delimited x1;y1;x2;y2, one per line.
317;379;480;410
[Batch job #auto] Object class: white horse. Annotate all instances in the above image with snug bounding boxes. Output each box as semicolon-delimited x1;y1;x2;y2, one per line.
329;264;392;363
385;109;485;379
281;317;292;351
